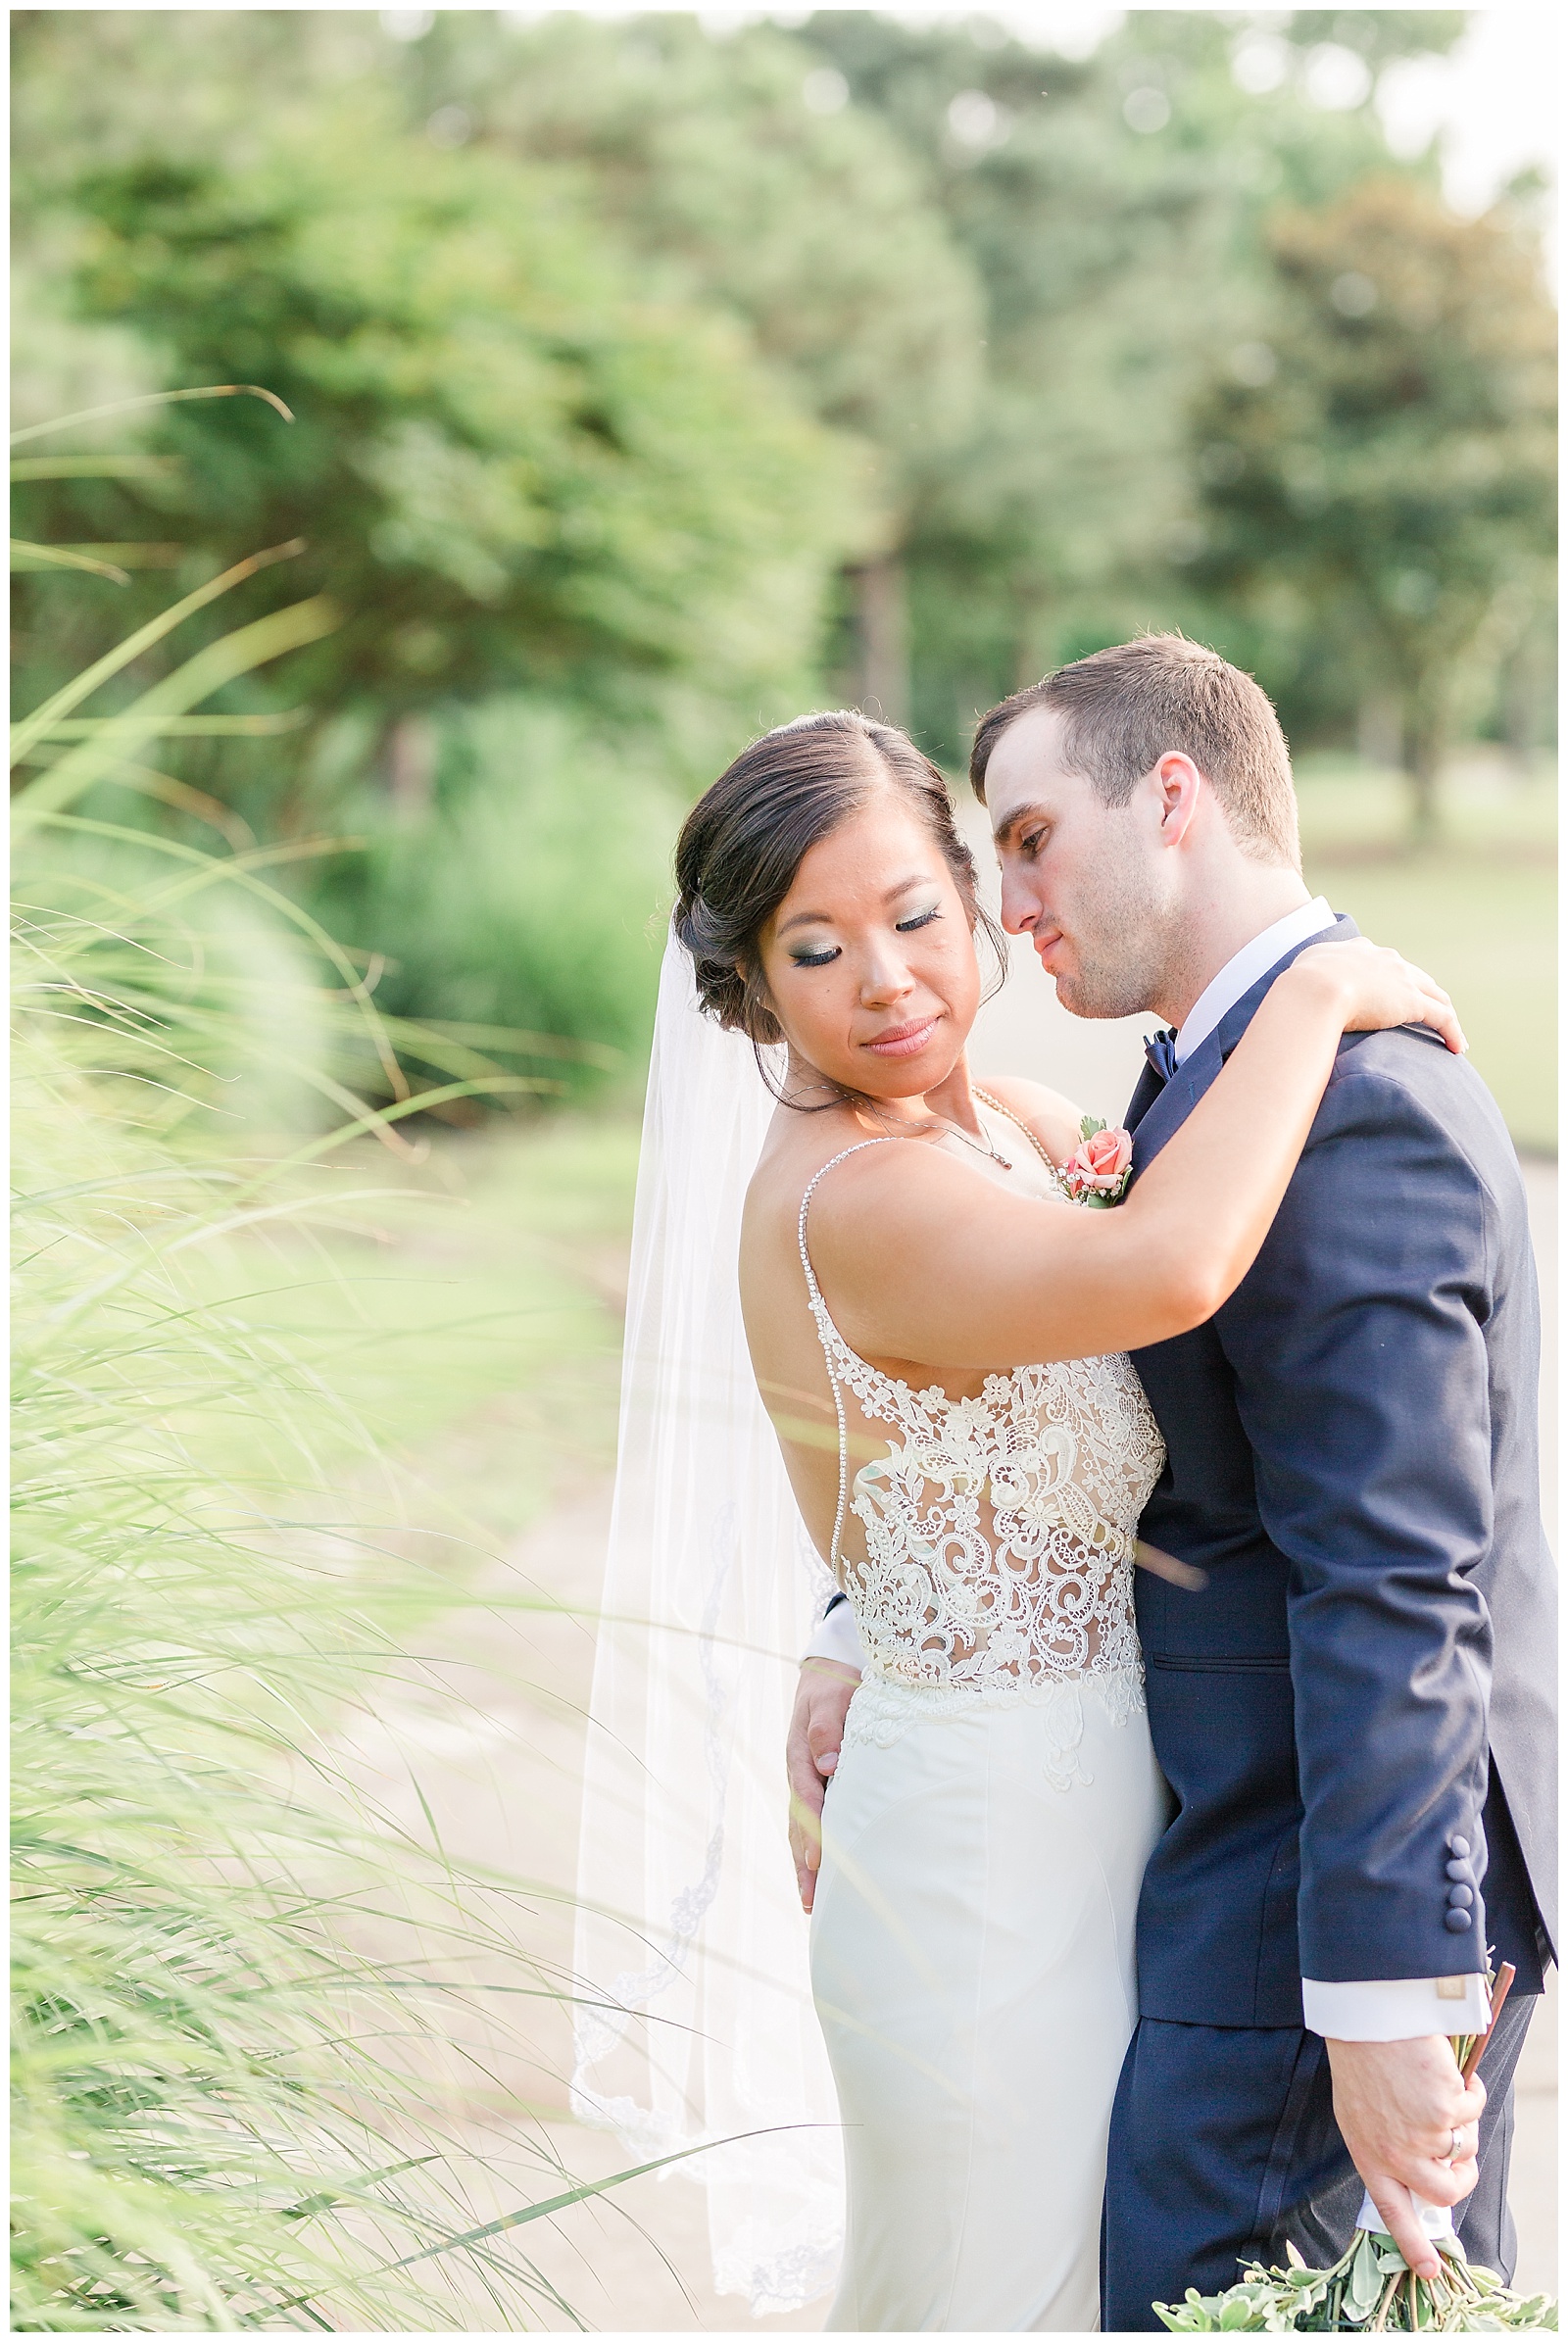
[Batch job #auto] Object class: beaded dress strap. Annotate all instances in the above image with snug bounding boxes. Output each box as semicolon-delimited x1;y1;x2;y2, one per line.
796;1140;897;1579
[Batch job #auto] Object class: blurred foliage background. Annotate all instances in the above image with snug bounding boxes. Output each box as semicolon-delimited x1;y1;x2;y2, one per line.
11;5;1557;1120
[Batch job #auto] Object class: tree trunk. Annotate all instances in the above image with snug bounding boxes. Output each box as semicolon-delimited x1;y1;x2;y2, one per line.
1501;629;1551;775
1010;596;1059;692
385;712;437;822
849;558;909;730
1402;707;1443;846
1355;689;1401;774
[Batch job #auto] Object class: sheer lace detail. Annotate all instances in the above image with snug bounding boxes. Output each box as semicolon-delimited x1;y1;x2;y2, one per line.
798;1140;1165;1732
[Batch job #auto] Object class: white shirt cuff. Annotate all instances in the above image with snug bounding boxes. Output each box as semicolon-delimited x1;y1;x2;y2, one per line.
1301;1974;1491;2041
803;1601;866;1672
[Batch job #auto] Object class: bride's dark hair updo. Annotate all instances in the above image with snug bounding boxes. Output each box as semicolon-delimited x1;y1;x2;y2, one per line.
674;710;1004;1056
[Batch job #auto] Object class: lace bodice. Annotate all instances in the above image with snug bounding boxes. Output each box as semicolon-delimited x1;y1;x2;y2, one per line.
798;1136;1165;1716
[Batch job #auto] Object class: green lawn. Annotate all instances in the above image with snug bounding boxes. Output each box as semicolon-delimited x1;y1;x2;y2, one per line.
1296;754;1557;1153
223;1111;642;1557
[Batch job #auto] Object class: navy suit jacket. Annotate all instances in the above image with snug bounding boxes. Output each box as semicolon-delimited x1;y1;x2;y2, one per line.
1126;916;1557;2026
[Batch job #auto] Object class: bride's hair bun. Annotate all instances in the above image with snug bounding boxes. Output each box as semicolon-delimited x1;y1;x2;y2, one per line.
671;884;760;1038
673;709;1002;1057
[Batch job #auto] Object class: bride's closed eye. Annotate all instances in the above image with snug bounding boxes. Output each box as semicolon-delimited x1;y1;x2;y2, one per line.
790;906;938;966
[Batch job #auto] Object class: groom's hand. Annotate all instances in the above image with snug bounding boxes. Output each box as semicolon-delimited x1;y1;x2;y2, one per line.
1325;2035;1487;2279
787;1660;859;1913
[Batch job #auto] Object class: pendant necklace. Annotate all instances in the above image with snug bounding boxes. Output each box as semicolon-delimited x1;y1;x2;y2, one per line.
973;1087;1071;1196
932;1110;1014;1170
785;1075;1041;1179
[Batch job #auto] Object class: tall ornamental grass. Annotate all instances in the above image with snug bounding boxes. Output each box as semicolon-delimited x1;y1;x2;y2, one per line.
12;420;662;2327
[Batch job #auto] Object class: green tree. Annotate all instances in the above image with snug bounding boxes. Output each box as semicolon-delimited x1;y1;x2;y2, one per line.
796;8;1468;760
16;8;1494;785
390;9;984;730
18;8;1545;842
1281;12;1465;71
1189;173;1556;836
13;78;863;828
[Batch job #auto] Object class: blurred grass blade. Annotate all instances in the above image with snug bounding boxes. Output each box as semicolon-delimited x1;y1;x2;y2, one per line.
11;453;179;481
32;711;309;739
12;763;628;2333
11;381;294;445
18;539;188;570
32;811;412;1101
386;2136;797;2269
13;596;339;824
28;758;260;849
10;539;308;764
10;538;130;582
12;466;670;2330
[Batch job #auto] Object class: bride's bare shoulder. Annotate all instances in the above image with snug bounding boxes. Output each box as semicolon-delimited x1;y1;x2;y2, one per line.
976;1073;1083;1167
745;1106;876;1230
744;1106;937;1256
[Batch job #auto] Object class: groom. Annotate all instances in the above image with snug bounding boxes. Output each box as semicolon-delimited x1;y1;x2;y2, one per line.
788;635;1557;2326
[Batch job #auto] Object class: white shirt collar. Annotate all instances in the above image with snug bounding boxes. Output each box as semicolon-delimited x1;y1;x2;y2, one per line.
1172;897;1337;1065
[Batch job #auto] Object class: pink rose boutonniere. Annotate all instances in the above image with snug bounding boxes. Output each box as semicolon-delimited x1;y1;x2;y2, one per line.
1060;1116;1134;1208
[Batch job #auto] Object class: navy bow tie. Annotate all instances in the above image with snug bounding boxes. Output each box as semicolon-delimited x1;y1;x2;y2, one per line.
1144;1028;1179;1084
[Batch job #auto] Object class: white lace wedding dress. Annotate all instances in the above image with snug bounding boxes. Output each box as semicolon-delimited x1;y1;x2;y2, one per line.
800;1131;1170;2332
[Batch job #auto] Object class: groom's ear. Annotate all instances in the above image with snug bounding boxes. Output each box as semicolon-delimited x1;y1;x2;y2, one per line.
1152;753;1204;848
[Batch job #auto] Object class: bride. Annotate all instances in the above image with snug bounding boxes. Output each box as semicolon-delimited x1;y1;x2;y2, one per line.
572;708;1461;2332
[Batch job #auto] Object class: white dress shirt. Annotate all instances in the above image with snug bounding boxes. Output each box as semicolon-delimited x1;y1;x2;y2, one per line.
805;1601;870;1672
803;897;1483;2037
1173;896;1335;1064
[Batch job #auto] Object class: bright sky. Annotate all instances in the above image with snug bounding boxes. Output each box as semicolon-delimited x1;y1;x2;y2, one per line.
1374;8;1558;213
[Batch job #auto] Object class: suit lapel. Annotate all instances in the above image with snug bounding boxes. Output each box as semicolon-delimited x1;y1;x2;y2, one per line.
1124;1061;1165;1136
1127;1056;1206;1176
1124;913;1359;1183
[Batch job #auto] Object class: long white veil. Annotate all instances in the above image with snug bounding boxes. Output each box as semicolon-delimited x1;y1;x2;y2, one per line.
570;930;843;2317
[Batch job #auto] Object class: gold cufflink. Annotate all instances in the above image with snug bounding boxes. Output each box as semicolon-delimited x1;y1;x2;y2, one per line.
1436;1976;1467;2001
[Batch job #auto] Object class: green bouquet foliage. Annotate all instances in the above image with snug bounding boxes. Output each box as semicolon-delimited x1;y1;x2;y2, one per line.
1155;2227;1558;2332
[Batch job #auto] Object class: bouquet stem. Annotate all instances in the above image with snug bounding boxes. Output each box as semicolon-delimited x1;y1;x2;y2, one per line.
1457;1961;1516;2084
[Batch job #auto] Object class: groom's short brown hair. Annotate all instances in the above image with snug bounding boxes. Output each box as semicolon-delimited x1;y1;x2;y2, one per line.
969;634;1300;869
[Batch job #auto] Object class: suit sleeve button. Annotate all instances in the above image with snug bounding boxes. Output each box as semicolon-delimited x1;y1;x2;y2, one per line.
1447;1883;1474;1908
1446;1859;1475;1883
1447;1833;1470;1859
1445;1907;1474;1931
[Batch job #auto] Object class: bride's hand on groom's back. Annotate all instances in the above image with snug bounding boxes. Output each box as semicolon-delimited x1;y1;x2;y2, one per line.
1287;938;1467;1055
787;1660;859;1913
